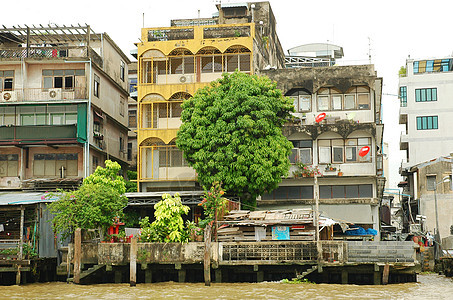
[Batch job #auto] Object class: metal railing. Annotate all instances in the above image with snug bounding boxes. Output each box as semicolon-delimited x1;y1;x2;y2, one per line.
0;87;87;102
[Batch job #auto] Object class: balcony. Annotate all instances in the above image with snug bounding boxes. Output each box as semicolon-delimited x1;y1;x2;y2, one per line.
146;24;251;42
400;133;408;151
0;87;87;103
0;124;78;145
0;46;103;67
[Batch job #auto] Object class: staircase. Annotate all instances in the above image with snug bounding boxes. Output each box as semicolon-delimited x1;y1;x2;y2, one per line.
67;264;106;283
296;265;318;280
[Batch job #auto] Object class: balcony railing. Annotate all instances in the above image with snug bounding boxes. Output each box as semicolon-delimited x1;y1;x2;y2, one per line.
0;87;87;102
0;46;103;67
0;125;77;143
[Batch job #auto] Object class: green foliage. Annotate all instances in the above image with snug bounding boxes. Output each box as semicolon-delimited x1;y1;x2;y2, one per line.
139;193;190;243
177;71;294;207
0;247;18;256
47;160;128;240
198;182;228;228
399;66;407;77
281;278;314;284
125;170;137;193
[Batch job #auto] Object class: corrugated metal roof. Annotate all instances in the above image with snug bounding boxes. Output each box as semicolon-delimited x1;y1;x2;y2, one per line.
0;192;58;206
221;2;248;8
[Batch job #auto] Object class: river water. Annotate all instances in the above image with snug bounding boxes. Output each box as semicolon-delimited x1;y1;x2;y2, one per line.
0;274;451;299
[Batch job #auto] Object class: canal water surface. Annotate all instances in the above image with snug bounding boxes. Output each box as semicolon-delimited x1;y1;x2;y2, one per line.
0;274;451;299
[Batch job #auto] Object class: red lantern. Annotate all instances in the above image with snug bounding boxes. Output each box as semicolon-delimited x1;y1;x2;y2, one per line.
315;113;326;123
358;146;370;157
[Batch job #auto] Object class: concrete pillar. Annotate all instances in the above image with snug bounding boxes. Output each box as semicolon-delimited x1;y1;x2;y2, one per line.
115;270;122;283
73;228;82;284
130;237;137;287
178;269;186;283
215;269;222;283
145;269;152;283
341;270;348;284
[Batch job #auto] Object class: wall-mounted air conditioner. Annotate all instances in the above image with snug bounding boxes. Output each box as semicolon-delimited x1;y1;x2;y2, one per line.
178;75;193;84
48;88;62;100
1;91;17;102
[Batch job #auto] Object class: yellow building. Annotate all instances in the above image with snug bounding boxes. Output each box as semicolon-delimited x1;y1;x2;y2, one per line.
136;2;285;192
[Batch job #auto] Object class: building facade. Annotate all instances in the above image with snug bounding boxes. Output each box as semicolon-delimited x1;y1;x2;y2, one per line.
136;2;284;192
260;65;384;233
0;25;130;190
399;58;453;168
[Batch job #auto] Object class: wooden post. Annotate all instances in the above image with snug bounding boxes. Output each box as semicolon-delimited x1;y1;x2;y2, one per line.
204;225;212;286
130;237;137;286
73;228;82;284
16;265;21;285
382;263;390;285
19;206;24;260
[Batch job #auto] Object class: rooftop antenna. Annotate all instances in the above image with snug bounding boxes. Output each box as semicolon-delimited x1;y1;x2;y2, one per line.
198;9;201;19
142;13;144;28
368;36;372;64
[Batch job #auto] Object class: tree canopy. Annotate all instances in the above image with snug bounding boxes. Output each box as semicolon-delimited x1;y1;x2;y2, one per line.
176;71;294;207
48;160;127;239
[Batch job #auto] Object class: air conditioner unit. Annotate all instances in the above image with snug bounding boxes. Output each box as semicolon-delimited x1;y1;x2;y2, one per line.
48;88;62;100
178;75;193;84
1;91;17;102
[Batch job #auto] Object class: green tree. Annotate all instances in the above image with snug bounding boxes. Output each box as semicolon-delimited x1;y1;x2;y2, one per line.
177;71;294;207
47;160;127;239
139;193;190;243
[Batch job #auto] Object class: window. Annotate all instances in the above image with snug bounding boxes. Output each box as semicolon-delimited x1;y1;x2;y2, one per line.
319;184;372;199
42;69;82;90
0;71;14;91
92;156;99;173
120;61;125;81
16;105;76;126
224;47;251;73
317;86;370;111
399;86;407;107
416;116;438;130
414;59;453;74
157;144;189;168
0;154;19;177
345;137;371;162
169;56;194;74
127;143;133;161
318;138;371;164
119;135;125;153
415;88;437;102
287;89;311;112
426;175;437;191
129;78;137;93
0;106;16;125
33;153;78;177
120;96;125;117
289;140;313;165
128;109;137;127
261;186;314;200
318;139;344;164
94;74;100;97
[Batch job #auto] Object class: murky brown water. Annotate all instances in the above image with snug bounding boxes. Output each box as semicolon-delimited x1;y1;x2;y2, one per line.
0;274;451;299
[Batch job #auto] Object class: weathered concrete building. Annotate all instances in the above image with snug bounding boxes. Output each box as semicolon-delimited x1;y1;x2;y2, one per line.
260;65;384;236
399;156;453;240
0;25;130;190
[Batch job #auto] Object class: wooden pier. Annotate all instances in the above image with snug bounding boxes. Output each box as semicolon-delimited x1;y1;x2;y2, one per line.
59;240;418;285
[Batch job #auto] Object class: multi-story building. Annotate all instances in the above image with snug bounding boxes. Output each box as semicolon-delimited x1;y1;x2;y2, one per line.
127;62;138;170
136;1;284;192
0;25;130;190
398;57;453;238
260;64;385;235
399;57;453;168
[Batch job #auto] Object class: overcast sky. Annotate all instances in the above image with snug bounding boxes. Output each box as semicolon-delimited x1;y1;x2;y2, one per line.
4;0;453;188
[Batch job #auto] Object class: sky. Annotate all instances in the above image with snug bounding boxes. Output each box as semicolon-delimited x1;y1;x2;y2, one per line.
3;0;453;188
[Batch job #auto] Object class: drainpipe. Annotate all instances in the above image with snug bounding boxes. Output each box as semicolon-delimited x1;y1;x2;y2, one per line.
65;59;92;178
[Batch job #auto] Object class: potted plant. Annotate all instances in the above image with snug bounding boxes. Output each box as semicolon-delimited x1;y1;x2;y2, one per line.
338;167;343;176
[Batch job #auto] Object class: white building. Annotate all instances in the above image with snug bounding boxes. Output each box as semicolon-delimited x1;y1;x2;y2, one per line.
399;58;453;168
